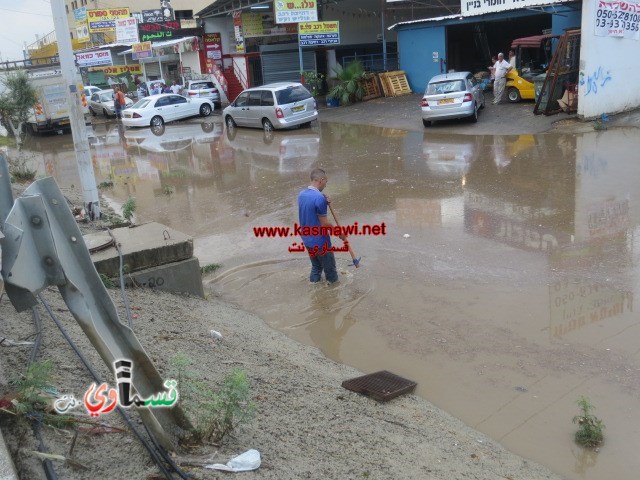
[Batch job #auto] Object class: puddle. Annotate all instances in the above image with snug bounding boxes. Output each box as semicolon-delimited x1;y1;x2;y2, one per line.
20;120;640;480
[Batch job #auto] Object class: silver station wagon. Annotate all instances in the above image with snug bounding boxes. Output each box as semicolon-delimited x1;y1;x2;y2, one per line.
421;71;485;127
223;82;318;132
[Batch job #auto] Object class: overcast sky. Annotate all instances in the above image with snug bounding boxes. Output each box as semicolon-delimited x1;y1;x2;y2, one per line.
0;0;55;61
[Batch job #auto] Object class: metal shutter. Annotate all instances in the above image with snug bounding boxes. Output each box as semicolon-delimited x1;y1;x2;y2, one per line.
261;50;316;84
143;62;162;80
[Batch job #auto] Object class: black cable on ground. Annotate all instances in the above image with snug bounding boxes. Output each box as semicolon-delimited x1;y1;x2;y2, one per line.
37;294;176;480
29;307;58;480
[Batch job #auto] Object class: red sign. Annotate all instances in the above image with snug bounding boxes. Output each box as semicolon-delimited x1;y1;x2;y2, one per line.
203;32;222;62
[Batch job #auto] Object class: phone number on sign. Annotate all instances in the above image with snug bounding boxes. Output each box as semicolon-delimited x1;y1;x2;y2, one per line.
596;18;640;30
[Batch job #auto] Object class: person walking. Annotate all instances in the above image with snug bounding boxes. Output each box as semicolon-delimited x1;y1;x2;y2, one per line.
492;52;512;105
113;86;126;120
297;168;346;284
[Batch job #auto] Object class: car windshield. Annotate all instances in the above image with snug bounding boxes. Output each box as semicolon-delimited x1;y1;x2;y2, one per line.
100;93;112;102
426;80;466;95
131;98;151;109
275;86;312;105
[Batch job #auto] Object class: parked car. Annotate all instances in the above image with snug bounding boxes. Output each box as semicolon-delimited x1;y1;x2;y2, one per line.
137;79;167;97
121;94;214;128
84;85;101;98
223;82;318;132
184;80;221;105
421;71;485;127
88;89;134;118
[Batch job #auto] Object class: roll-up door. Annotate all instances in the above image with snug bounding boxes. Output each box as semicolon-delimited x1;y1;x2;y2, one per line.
261;49;316;84
143;62;162;80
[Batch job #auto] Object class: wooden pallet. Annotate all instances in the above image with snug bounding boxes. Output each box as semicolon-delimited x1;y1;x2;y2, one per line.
362;74;382;101
379;71;412;97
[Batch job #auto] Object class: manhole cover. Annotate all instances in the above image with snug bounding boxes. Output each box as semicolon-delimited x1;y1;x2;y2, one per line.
84;234;115;253
341;371;417;402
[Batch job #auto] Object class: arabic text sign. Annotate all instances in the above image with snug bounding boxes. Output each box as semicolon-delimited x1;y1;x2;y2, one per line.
76;50;113;67
461;0;565;17
299;21;340;46
116;17;139;44
132;42;153;60
138;20;181;42
87;7;131;33
275;0;318;24
594;1;640;40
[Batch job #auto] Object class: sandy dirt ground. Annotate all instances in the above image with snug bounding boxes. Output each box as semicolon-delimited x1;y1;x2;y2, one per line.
0;181;566;479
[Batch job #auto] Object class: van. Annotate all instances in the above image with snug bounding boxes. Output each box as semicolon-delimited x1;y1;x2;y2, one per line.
222;82;318;132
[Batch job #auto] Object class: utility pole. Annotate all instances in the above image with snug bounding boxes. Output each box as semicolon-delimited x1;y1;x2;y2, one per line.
50;0;100;219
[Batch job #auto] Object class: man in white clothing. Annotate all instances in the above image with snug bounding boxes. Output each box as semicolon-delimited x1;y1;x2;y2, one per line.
492;52;512;105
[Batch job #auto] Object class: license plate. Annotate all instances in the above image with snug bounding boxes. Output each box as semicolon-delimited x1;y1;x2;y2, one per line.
438;98;455;105
292;105;305;113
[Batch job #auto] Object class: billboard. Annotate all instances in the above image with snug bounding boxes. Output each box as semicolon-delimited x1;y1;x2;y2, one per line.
274;0;318;23
87;8;131;33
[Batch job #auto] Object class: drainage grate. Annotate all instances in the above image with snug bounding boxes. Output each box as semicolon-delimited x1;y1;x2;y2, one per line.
341;371;417;402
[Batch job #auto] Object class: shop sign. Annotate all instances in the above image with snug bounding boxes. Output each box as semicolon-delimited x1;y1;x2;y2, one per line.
275;0;318;24
594;0;640;40
242;13;297;37
180;19;198;29
204;33;222;61
142;9;164;23
76;22;90;41
298;21;339;46
116;17;139;44
74;7;87;22
76;50;113;67
138;20;200;42
132;42;153;60
461;0;565;17
233;10;245;53
88;65;143;75
87;7;131;33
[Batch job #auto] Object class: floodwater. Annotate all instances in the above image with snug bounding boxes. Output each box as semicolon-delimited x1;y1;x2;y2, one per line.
16;118;640;480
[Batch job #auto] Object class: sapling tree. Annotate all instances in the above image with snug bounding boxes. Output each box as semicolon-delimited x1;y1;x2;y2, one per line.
0;70;37;149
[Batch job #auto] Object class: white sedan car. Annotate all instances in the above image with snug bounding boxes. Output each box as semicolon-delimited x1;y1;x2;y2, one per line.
88;89;134;118
121;94;214;128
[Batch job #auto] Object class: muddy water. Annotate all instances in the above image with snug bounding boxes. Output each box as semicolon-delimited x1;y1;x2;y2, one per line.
21;120;640;480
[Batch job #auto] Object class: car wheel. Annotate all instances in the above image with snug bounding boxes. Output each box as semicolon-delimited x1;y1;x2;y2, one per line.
150;124;165;136
199;103;212;117
262;118;274;132
89;107;96;116
422;119;432;127
225;115;236;129
469;104;478;123
150;115;164;128
507;87;521;103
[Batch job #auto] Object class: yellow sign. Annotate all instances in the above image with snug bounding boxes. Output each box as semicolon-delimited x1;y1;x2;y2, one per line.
274;0;318;23
298;21;339;34
87;8;131;33
88;65;142;75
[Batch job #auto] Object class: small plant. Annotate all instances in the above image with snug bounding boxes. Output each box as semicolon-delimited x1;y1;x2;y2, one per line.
98;180;114;189
573;396;605;448
302;71;325;97
328;60;366;105
162;185;174;196
8;155;37;183
121;196;136;223
200;263;221;274
169;355;255;445
99;273;116;289
7;360;73;428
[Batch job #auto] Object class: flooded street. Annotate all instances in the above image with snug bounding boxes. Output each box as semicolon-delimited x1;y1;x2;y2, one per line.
17;119;640;480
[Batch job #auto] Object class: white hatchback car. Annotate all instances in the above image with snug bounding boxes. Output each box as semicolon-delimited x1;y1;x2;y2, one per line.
223;82;317;132
121;94;214;128
421;71;485;127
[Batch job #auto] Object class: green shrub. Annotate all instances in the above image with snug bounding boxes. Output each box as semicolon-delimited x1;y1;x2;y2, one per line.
328;60;366;105
121;196;136;222
302;71;325;97
573;396;605;448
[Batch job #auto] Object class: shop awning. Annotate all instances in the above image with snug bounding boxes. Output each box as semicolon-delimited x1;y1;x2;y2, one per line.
118;36;199;55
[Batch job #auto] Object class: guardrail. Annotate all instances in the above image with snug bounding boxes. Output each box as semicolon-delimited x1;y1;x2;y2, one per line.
341;53;398;73
0;57;60;71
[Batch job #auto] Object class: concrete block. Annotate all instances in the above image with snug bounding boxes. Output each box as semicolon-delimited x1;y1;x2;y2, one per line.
124;257;204;298
86;222;193;278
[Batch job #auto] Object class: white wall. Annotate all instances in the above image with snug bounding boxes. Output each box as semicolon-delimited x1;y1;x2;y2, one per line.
181;51;202;76
578;5;640;119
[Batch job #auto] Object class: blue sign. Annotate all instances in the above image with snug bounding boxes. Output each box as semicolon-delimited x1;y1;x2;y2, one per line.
299;33;340;46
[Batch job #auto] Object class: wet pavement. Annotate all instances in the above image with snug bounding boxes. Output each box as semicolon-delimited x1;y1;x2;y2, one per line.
11;112;640;480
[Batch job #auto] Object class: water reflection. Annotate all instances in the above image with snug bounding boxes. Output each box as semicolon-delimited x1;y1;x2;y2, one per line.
29;121;640;480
